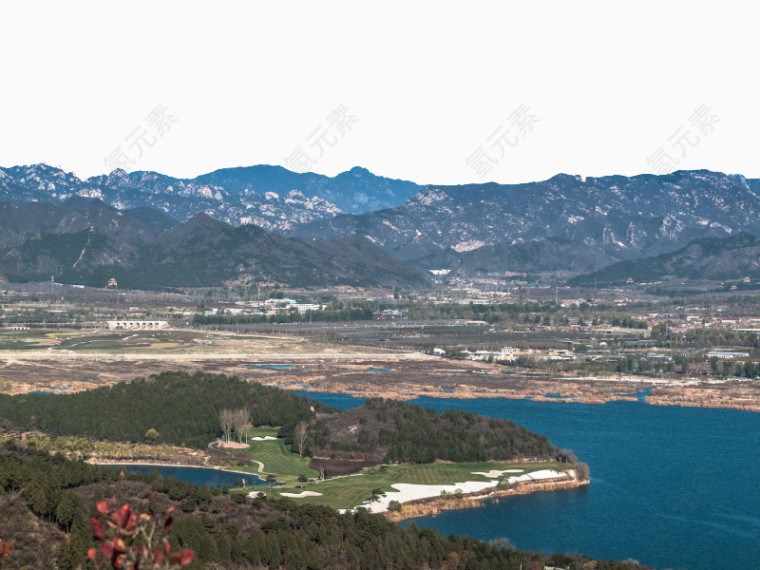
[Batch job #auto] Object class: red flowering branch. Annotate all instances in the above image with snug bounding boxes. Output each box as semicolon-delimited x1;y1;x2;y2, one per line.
87;500;194;569
0;538;11;556
0;537;12;568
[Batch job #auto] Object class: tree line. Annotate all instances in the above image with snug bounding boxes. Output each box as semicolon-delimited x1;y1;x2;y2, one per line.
0;372;324;448
192;306;374;326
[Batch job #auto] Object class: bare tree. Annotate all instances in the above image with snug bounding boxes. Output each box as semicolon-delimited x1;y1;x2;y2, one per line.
219;409;235;443
558;448;579;464
575;461;590;481
294;420;308;457
232;408;250;443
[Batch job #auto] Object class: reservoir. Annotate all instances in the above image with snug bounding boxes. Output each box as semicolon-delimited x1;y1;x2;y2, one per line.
109;464;266;488
299;391;760;570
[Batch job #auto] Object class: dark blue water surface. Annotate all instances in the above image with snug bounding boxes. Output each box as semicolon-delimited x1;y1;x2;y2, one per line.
110;465;266;488
299;391;760;570
248;364;295;370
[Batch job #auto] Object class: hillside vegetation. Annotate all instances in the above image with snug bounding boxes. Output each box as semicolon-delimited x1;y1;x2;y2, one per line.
0;373;560;466
310;398;557;463
0;200;429;289
0;443;644;570
0;372;322;448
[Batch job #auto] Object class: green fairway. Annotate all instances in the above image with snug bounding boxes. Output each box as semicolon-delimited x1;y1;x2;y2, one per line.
226;426;568;510
244;426;280;438
227;428;317;480
248;439;317;478
253;461;568;510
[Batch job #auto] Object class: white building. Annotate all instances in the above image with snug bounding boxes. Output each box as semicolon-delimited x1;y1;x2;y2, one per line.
707;350;750;359
106;320;170;331
495;347;520;361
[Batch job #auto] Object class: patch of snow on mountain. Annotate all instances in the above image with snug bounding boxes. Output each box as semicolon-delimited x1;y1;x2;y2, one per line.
453;240;485;252
382;219;399;232
77;188;103;199
415;189;447;206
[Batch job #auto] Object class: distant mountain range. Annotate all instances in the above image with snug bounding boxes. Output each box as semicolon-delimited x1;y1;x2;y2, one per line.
0;199;428;289
0;163;421;231
293;170;760;276
3;163;760;286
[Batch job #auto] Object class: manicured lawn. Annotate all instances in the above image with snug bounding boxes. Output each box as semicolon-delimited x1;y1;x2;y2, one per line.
228;431;317;480
226;426;568;509
256;461;568;510
249;439;317;477
244;426;280;438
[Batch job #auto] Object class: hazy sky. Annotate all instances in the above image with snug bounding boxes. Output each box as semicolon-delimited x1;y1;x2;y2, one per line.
1;1;757;185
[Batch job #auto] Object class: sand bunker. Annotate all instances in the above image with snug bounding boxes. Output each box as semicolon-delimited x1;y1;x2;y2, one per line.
505;469;566;484
218;441;248;449
356;469;567;513
358;481;498;513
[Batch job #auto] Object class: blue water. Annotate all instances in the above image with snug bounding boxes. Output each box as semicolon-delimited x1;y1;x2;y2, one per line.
29;387;72;395
110;465;266;488
248;364;295;370
300;391;760;570
297;391;365;409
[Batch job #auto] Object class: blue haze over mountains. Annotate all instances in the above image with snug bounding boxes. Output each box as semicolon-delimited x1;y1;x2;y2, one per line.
2;163;760;285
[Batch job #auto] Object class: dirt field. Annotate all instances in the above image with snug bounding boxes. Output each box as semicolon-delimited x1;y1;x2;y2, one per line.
1;327;759;412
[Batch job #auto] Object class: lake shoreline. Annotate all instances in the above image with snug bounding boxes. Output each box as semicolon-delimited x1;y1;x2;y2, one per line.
276;379;760;413
87;459;259;479
383;471;589;522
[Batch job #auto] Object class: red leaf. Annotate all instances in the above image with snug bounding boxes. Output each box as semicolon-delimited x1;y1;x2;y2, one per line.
87;547;96;561
112;538;127;554
96;500;111;515
180;549;195;565
99;541;114;559
91;516;106;540
170;549;195;566
110;504;131;528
